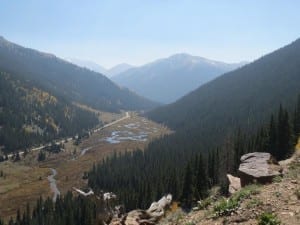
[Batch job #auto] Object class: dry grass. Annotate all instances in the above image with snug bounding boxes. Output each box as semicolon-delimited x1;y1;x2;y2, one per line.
0;161;50;220
73;102;124;123
0;112;171;221
47;113;171;194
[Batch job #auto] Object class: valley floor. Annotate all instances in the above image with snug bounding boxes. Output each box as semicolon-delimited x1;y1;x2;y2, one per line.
0;112;170;221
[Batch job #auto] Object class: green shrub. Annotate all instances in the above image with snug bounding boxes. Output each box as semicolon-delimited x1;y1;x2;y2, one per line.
213;197;239;216
37;151;46;161
213;184;260;217
232;184;260;202
198;197;212;209
275;192;281;198
185;222;195;225
258;212;280;225
272;176;282;183
246;198;263;209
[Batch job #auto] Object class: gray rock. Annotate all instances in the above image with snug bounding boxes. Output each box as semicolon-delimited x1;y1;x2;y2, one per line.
147;194;172;218
238;152;282;186
227;174;241;194
109;194;172;225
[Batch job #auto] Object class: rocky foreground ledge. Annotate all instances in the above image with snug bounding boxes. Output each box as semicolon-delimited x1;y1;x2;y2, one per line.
158;149;300;225
109;194;172;225
238;152;283;186
73;187;172;225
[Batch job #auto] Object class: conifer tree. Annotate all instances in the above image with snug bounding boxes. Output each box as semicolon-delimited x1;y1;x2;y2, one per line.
277;107;292;160
268;114;277;156
195;154;208;199
181;162;195;207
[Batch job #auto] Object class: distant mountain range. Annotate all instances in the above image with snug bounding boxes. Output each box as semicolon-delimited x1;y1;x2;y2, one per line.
148;38;300;148
66;58;108;75
0;36;157;112
112;54;246;103
108;63;134;77
67;58;134;77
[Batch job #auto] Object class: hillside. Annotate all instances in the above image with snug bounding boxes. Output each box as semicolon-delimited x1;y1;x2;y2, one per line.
0;71;98;153
0;36;157;113
112;53;245;103
147;38;300;148
160;144;300;225
87;38;300;211
66;58;108;75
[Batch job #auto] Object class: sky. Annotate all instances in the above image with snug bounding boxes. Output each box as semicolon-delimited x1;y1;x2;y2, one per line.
0;0;299;68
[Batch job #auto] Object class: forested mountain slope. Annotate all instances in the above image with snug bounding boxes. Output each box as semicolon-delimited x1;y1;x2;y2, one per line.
112;54;245;103
0;36;157;113
87;38;300;210
147;38;300;147
0;71;98;153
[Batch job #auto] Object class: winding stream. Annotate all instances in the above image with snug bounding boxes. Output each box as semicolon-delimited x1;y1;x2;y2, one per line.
47;168;60;202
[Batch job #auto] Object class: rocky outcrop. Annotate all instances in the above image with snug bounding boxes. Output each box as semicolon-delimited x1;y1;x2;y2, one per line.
73;187;172;224
238;152;282;186
109;194;172;225
227;174;241;194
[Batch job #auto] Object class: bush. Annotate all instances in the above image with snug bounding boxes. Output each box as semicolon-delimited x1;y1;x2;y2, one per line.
272;176;282;183
236;184;260;198
213;184;260;217
185;222;195;225
213;197;239;216
258;212;280;225
198;197;212;209
246;198;263;209
38;151;46;161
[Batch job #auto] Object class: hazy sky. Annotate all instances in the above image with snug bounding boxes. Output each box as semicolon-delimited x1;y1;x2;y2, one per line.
1;0;299;68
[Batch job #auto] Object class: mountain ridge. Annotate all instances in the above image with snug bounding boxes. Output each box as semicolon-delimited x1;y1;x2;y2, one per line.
147;38;300;146
112;53;246;103
67;58;134;77
0;36;158;113
87;37;300;213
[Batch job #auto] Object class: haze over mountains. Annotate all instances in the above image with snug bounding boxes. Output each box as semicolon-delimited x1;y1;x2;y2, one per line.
0;36;157;152
148;38;300;148
67;58;134;77
67;58;108;75
112;54;247;103
0;36;157;113
94;38;300;209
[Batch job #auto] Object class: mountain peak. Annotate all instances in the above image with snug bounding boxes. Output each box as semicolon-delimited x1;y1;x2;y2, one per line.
0;36;10;44
112;53;245;103
169;53;192;58
165;53;231;67
108;63;134;77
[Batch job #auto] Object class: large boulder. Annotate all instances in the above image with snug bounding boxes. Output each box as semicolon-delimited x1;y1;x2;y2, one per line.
147;194;172;218
238;152;282;186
